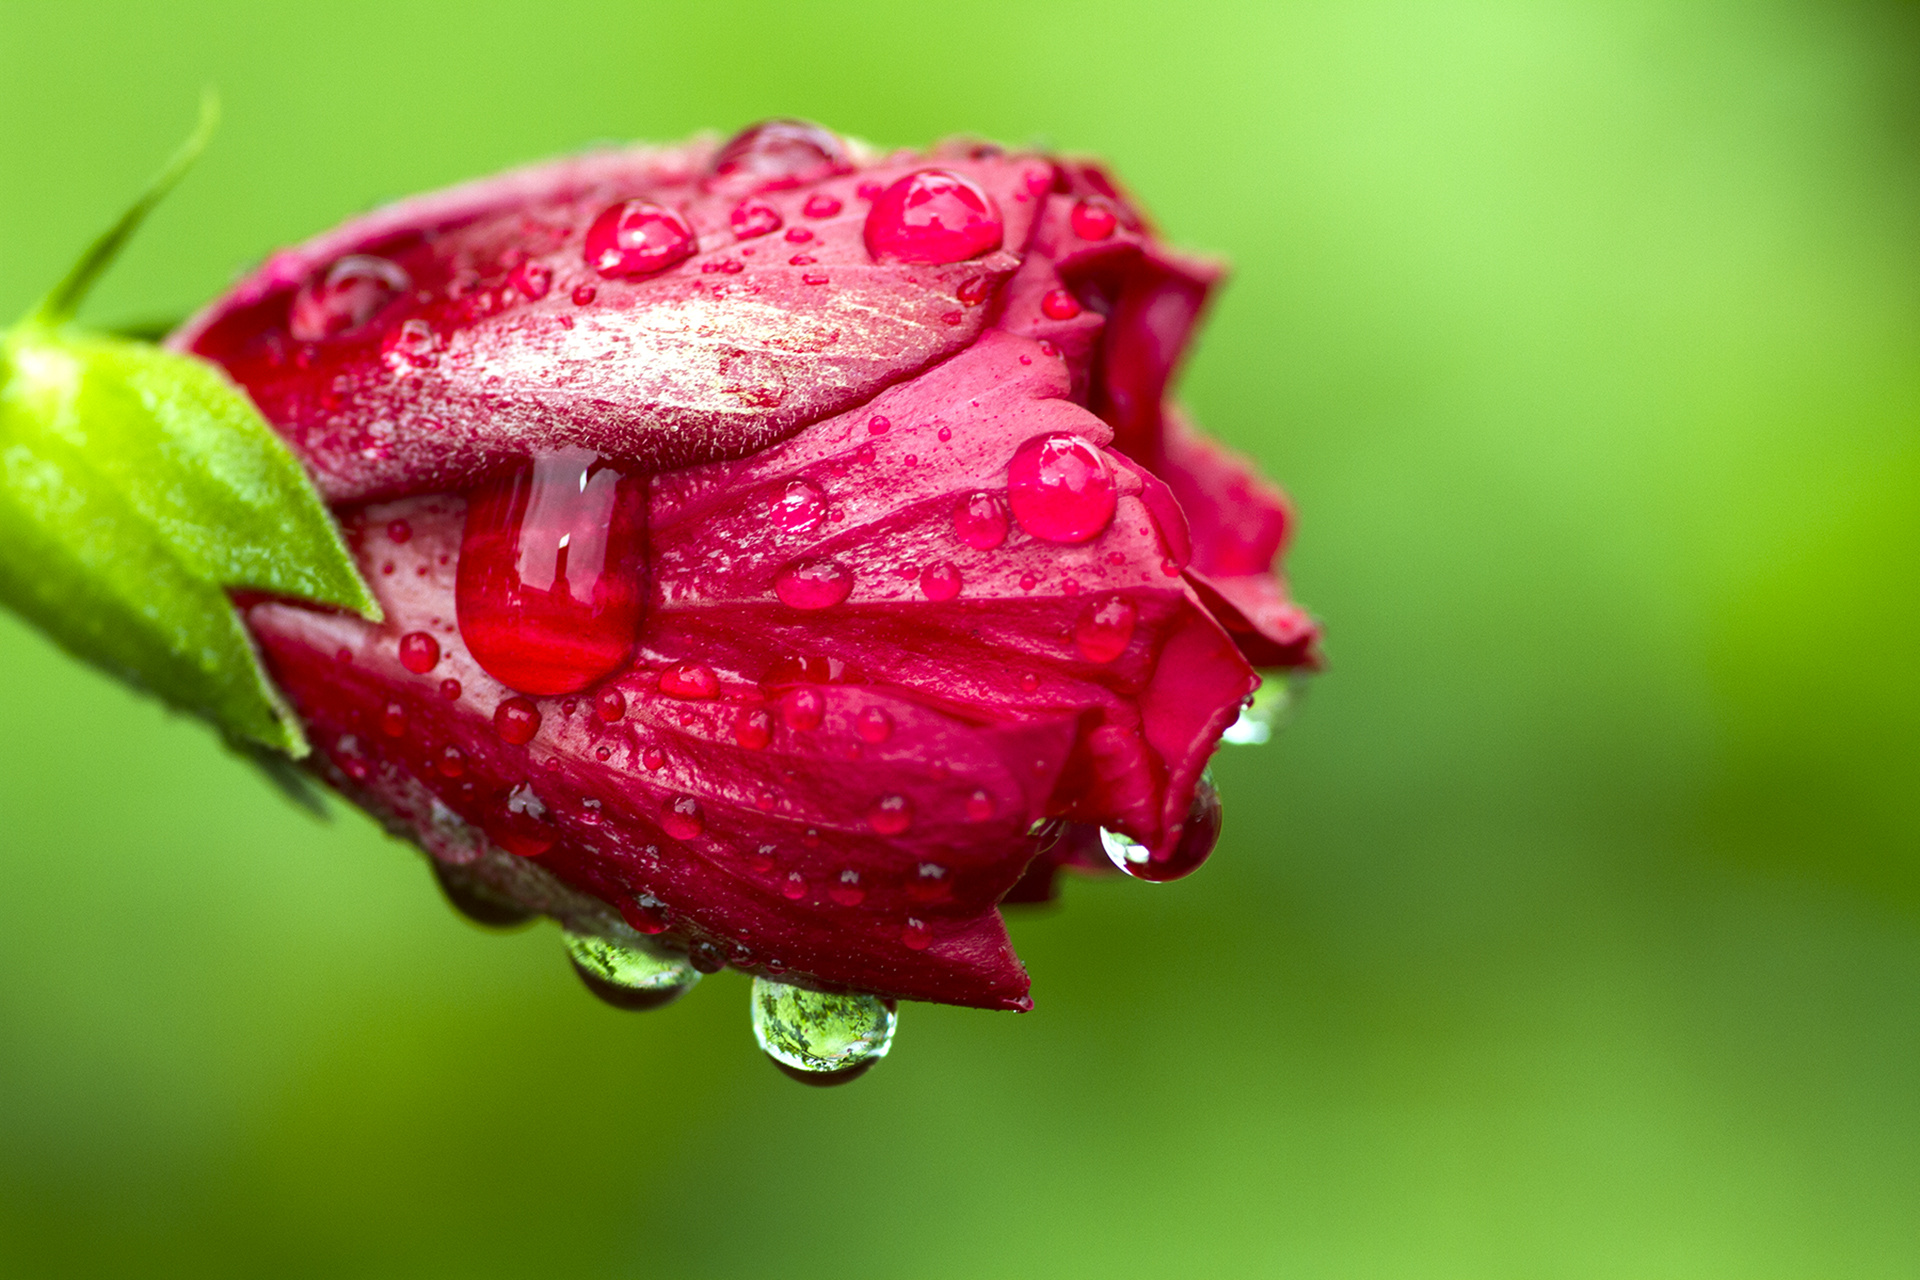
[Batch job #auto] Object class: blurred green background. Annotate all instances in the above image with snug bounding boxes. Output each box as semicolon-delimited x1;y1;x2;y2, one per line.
4;0;1919;1274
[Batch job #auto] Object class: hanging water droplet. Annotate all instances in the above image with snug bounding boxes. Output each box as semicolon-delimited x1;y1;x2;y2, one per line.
289;254;410;341
1007;433;1117;544
863;169;1004;264
431;861;533;929
750;977;897;1085
1099;826;1150;872
583;200;698;279
564;930;700;1011
1222;677;1291;746
456;450;649;696
1102;772;1223;882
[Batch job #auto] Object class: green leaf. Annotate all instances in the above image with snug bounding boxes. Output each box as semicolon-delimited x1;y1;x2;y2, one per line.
0;325;380;757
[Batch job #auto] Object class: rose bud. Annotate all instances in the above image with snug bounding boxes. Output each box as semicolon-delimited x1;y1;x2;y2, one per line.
169;120;1319;1082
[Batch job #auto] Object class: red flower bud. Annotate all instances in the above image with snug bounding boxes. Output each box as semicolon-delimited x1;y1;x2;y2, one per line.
170;122;1319;1020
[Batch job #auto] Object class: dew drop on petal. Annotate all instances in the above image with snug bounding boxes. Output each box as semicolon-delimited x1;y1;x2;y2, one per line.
565;931;700;1011
1070;198;1118;241
661;794;705;840
751;978;896;1085
775;558;854;609
595;687;626;722
783;687;825;731
398;630;440;673
771;479;827;532
829;869;865;906
457;450;649;696
659;661;720;700
731;200;783;239
642;746;667;771
781;871;807;900
855;706;894;744
868;794;913;835
289;254;410;341
919;560;962;601
952;491;1011;550
734;707;773;750
803;193;843;218
494;696;541;744
387;519;413;544
436;746;465;778
900;918;933;950
1007;433;1117;544
711;120;851;192
439;678;462;701
1040;287;1083;320
966;790;995;821
863;169;1004;264
1074;595;1138;663
583;200;698;279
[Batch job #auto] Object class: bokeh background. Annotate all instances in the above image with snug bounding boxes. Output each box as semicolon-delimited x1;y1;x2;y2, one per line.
4;0;1919;1274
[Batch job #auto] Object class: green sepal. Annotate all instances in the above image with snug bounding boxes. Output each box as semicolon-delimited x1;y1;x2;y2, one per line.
0;95;379;758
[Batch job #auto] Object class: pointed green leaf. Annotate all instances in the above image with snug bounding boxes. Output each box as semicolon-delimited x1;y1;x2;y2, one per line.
0;324;379;756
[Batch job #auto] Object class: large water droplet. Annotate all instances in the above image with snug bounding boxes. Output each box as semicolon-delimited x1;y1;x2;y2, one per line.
289;254;409;341
710;120;851;192
583;200;697;279
783;686;825;731
1073;595;1138;663
431;861;533;929
457;450;648;696
770;479;827;533
863;169;1004;264
564;930;700;1011
1070;198;1119;241
952;491;1011;550
659;661;720;700
750;977;896;1085
1101;773;1222;882
1007;434;1116;544
493;696;542;745
774;558;854;609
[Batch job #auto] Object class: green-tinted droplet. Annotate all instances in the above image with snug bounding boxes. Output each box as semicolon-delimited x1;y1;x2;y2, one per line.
750;977;897;1084
1221;676;1292;746
564;930;700;1011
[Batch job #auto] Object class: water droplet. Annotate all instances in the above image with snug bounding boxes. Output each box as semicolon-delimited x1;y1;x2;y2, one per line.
783;687;825;731
595;745;612;761
781;870;807;900
386;519;413;544
493;781;554;857
750;977;896;1084
867;414;891;434
377;701;406;738
508;260;552;300
431;861;532;928
583;200;698;279
1223;678;1291;746
919;561;962;601
775;558;854;609
398;630;440;674
661;794;705;840
952;491;1011;550
1018;673;1040;694
710;120;851;192
771;479;826;533
595;687;627;722
966;790;995;821
436;745;466;778
731;200;783;239
784;226;815;244
937;425;953;442
1007;433;1117;544
1040;287;1082;320
494;696;541;744
863;169;1004;264
802;273;829;286
1107;773;1222;882
289;254;410;341
734;707;773;750
1019;573;1038;591
565;930;699;1010
659;661;720;700
960;276;996;308
857;179;884;200
910;863;951;903
642;746;666;771
457;450;649;696
571;283;597;305
868;794;913;835
856;706;894;743
901;918;932;950
829;869;865;906
1070;198;1118;240
685;939;726;974
803;193;843;218
1074;595;1138;663
439;678;462;701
